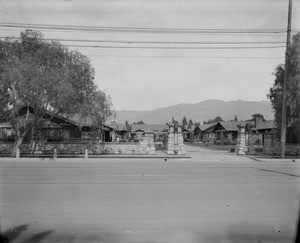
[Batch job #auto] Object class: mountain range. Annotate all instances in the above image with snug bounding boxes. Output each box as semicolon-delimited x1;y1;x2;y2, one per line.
114;100;274;124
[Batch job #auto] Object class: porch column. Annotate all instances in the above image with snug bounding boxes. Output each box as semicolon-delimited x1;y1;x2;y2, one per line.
235;125;247;155
220;130;224;145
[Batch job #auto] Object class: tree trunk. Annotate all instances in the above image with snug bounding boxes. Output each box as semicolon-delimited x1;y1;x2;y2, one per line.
11;136;25;157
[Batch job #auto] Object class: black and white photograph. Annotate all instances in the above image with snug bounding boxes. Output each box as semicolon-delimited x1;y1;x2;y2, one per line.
0;0;300;242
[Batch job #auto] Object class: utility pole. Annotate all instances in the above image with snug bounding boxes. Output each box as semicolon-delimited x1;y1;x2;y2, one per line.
280;0;293;158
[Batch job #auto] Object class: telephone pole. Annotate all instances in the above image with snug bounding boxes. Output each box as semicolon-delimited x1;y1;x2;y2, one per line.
280;0;293;158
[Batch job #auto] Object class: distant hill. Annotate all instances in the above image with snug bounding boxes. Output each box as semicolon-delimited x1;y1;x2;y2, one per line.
115;100;274;124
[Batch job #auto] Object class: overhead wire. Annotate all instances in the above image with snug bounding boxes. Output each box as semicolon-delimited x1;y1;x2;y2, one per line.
66;44;285;49
0;27;288;37
85;54;284;59
0;23;297;34
0;23;290;51
0;36;286;45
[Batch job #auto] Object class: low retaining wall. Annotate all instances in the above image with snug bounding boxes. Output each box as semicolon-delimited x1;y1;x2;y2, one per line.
0;137;156;155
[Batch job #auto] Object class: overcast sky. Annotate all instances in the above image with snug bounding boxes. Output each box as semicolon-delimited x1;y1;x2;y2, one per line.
1;0;299;111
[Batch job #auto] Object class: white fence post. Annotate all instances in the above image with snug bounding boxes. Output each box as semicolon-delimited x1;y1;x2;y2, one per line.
53;149;57;160
84;149;88;159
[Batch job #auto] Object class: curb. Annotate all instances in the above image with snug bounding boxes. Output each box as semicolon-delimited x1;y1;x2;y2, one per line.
0;154;192;160
247;156;300;163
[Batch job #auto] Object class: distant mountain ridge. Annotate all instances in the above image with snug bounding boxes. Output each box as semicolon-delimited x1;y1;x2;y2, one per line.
115;100;274;124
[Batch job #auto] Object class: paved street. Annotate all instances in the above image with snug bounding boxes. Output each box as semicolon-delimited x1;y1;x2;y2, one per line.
0;145;299;243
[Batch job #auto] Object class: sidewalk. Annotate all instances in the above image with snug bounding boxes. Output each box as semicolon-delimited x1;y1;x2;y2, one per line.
247;155;300;163
185;144;300;163
0;152;191;161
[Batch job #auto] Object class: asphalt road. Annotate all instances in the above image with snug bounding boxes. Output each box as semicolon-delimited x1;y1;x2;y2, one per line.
0;145;299;243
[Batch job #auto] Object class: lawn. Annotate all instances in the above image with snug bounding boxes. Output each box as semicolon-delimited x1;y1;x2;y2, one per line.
185;142;235;151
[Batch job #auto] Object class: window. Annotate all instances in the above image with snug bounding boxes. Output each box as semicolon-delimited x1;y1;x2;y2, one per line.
208;133;216;139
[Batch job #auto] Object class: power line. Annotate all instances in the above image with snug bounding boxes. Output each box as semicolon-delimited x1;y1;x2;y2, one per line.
0;36;286;45
66;44;285;49
0;27;288;37
0;23;296;34
86;54;284;59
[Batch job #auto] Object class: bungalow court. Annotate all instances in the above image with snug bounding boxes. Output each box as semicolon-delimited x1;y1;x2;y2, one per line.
0;107;186;155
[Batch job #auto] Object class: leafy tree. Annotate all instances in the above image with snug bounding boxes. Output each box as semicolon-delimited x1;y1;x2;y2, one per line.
77;90;114;128
136;120;145;125
171;117;178;123
188;119;193;129
247;113;266;122
0;29;113;155
205;116;224;124
268;33;300;142
214;116;224;122
182;116;187;127
125;120;130;131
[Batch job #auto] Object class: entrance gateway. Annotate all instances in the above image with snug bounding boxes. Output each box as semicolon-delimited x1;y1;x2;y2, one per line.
166;122;186;155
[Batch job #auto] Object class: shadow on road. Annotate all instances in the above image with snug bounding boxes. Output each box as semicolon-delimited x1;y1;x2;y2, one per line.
254;167;300;178
0;223;108;243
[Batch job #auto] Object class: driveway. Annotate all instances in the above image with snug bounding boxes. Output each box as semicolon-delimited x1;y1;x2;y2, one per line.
185;144;253;162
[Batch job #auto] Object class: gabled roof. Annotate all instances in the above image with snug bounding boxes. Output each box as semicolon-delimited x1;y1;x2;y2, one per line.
131;124;169;133
61;114;93;127
5;105;78;127
182;127;191;133
214;121;255;132
252;120;276;131
198;122;218;132
42;112;78;127
105;124;127;131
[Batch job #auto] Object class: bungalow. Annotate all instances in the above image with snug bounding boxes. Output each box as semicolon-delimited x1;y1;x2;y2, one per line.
212;121;254;145
103;123;128;142
39;119;79;142
131;124;169;142
0;106;105;142
196;122;218;143
182;126;191;141
251;120;277;146
0;118;80;142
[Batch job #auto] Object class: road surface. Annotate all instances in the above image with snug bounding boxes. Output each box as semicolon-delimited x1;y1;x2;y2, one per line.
0;145;299;242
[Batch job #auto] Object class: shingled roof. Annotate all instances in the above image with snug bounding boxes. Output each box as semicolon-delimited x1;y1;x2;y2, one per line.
252;120;276;131
0;106;97;129
198;122;218;132
61;114;94;127
213;121;255;132
131;124;169;133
